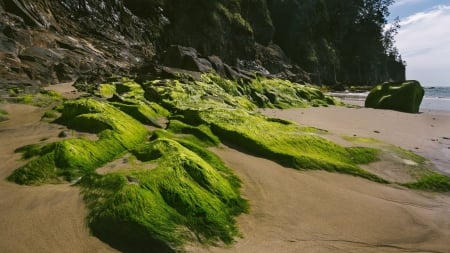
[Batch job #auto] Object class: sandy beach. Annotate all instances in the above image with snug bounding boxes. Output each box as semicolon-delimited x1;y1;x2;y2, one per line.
1;98;449;252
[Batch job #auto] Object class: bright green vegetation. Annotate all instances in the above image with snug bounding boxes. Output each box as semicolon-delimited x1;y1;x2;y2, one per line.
9;98;148;184
143;74;338;112
16;90;64;107
342;135;382;144
9;74;450;253
0;108;8;122
389;146;428;165
186;108;384;182
98;78;170;127
167;120;220;147
80;137;247;252
404;173;450;192
243;77;342;108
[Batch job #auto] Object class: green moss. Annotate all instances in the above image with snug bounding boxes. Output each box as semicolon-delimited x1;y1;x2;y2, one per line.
9;98;148;184
390;146;428;165
365;81;424;113
98;83;116;98
167;120;220;146
181;108;384;182
404;173;450;192
0;108;8;122
97;78;170;126
80;137;247;251
342;135;382;144
16;90;64;107
244;77;341;108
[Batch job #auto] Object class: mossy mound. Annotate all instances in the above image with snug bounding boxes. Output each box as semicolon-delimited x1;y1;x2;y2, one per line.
143;74;338;112
144;77;256;112
244;77;341;108
9;98;148;184
16;90;64;107
98;78;170;127
80;137;247;252
404;173;450;192
0;108;8;122
177;107;384;182
365;80;424;113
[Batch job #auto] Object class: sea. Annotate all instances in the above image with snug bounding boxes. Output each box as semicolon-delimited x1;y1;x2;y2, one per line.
328;86;450;113
421;86;450;112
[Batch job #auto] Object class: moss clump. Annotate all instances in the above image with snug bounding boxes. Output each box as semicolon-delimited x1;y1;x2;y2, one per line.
365;80;424;113
144;74;339;113
167;120;220;146
80;137;247;251
179;108;383;182
342;135;382;144
9;98;148;184
143;77;256;112
404;173;450;192
244;77;341;108
0;108;8;122
97;78;170;127
16;90;64;107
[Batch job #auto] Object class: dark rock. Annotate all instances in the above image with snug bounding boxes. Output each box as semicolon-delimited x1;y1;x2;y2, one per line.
208;55;226;76
161;45;212;73
58;130;71;138
365;80;424;113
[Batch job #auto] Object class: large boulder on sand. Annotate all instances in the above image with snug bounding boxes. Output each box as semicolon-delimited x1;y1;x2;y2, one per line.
365;80;424;113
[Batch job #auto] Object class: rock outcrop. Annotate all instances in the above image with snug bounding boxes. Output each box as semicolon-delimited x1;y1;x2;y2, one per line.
0;0;404;93
365;80;425;113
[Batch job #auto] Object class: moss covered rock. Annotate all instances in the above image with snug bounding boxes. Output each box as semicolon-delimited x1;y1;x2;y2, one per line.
177;107;384;182
365;80;424;113
80;137;247;252
9;98;148;184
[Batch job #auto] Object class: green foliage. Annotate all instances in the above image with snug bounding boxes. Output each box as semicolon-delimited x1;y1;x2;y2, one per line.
80;137;247;251
404;173;450;192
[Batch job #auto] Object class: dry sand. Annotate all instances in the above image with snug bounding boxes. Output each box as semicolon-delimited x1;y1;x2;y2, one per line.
1;90;450;253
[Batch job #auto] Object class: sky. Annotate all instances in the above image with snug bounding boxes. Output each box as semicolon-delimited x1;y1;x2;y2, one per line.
389;0;450;86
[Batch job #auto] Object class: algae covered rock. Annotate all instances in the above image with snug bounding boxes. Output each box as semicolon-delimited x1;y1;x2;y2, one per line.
365;80;424;113
80;137;247;252
9;98;149;184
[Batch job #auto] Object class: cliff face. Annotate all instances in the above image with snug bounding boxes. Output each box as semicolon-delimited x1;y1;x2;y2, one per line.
0;0;405;90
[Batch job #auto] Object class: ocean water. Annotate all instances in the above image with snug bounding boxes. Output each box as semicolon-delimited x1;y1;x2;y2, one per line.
421;86;450;112
328;86;450;112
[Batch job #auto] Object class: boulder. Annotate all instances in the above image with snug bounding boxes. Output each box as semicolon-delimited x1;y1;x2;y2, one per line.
161;45;212;73
365;80;424;113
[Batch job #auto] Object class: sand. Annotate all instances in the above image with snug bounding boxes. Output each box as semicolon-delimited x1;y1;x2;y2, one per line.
1;90;450;252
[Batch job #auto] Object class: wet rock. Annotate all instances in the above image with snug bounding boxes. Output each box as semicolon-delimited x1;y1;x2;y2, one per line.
365;80;424;113
161;45;212;73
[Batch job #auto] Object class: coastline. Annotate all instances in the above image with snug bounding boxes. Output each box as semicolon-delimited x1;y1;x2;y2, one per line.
1;97;449;252
261;103;450;176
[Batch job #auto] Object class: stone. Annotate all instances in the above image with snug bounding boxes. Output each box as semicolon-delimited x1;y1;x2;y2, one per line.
161;45;212;72
365;80;424;113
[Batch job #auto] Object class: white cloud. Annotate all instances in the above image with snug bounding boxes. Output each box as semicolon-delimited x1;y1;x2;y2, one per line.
392;0;425;8
394;5;450;86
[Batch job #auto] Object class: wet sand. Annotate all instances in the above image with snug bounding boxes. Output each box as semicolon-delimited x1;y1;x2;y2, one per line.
1;93;449;252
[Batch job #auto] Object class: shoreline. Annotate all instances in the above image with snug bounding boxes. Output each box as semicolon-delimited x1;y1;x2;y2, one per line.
1;96;449;252
261;104;450;176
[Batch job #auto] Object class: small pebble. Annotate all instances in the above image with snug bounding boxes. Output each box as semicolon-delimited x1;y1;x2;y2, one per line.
374;130;380;133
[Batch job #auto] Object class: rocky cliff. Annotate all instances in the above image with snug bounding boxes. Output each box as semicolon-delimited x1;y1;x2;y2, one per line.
0;0;405;91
